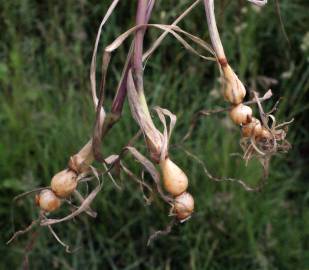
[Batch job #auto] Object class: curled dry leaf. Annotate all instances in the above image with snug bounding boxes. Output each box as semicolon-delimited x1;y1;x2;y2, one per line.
127;69;163;161
153;106;177;161
105;23;215;60
73;190;97;218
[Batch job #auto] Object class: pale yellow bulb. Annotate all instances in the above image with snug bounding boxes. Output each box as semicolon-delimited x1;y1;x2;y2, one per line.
51;169;77;198
223;65;246;104
242;117;262;137
36;189;61;212
160;158;188;196
229;104;253;125
257;127;272;140
174;192;194;220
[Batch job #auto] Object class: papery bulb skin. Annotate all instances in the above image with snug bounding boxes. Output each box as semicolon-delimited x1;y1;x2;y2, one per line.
242;117;262;137
174;192;194;220
223;65;246;105
145;137;162;164
68;154;91;174
229;104;253;125
36;189;61;212
51;169;77;198
160;158;188;196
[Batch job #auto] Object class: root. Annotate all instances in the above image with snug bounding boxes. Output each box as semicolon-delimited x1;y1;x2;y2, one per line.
120;162;153;205
179;146;265;192
147;218;176;246
7;219;39;245
182;90;273;142
48;225;79;253
22;230;39;270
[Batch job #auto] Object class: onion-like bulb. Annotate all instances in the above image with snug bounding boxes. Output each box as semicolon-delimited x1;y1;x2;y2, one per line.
51;169;77;198
160;158;188;196
257;127;272;140
242;117;263;137
174;192;194;220
223;65;246;104
35;189;61;212
229;104;253;125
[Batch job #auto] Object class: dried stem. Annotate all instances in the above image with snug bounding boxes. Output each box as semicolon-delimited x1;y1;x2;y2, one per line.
48;225;78;253
203;0;226;62
92;0;155;163
111;0;155;114
133;0;148;77
143;0;201;62
90;0;121;118
7;219;39;245
60;1;156;169
59;1;205;170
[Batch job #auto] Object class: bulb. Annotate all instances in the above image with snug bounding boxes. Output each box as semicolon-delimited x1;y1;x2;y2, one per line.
242;117;262;137
51;169;77;198
160;158;188;196
257;127;272;140
223;65;246;104
35;189;61;212
174;192;194;220
229;104;253;125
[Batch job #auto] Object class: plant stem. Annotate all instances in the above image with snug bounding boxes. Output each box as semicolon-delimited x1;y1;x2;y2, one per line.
111;0;155;114
133;0;148;78
72;1;155;166
132;0;153;121
203;0;227;65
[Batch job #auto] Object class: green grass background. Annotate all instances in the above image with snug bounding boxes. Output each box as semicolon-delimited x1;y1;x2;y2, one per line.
0;0;308;269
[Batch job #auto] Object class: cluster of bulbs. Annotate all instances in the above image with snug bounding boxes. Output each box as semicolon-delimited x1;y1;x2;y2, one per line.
222;64;271;140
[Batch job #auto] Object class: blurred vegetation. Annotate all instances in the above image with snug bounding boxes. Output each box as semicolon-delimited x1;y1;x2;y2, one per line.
0;0;308;269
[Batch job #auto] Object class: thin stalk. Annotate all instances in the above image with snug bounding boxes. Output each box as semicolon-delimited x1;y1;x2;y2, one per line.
203;0;227;65
93;0;154;161
132;0;153;122
111;0;155;114
143;0;201;62
133;0;148;78
66;1;156;168
62;0;203;166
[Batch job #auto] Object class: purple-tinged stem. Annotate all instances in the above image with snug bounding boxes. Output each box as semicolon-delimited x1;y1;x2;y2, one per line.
111;0;154;113
133;0;148;75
